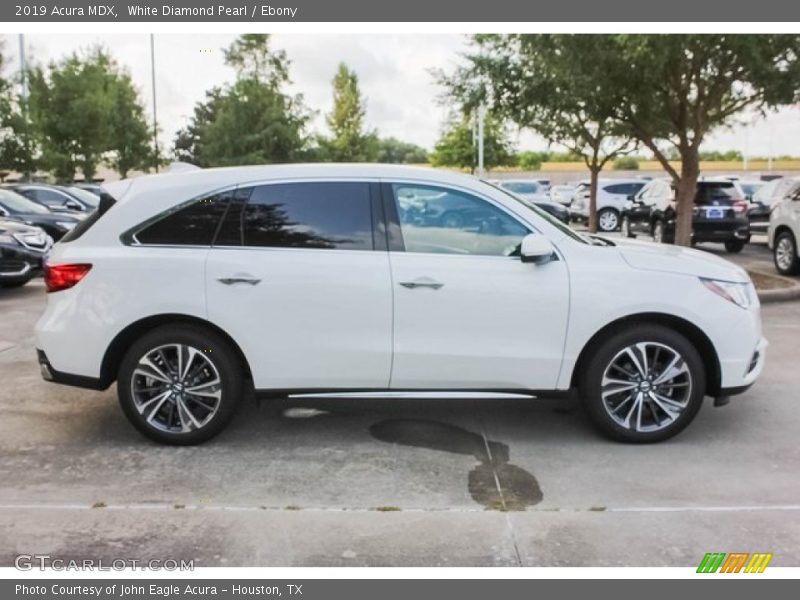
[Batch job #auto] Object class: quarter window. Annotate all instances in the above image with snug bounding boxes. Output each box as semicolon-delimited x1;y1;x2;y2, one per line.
135;192;230;246
242;182;373;250
392;184;529;256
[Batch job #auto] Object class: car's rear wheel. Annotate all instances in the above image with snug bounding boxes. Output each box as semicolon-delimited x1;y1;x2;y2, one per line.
579;324;705;443
724;240;745;253
118;325;243;445
774;231;800;275
597;208;620;232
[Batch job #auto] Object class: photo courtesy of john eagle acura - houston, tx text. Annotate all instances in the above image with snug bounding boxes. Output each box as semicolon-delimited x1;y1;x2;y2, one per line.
33;164;766;445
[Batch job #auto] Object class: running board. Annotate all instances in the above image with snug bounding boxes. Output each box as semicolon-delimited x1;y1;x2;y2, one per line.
287;391;538;400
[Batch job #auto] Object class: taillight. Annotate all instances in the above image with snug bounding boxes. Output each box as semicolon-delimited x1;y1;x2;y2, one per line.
44;263;92;293
733;201;749;214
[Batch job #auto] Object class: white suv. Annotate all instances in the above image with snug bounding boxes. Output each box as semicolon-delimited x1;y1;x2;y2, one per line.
768;179;800;275
36;165;766;445
569;178;647;232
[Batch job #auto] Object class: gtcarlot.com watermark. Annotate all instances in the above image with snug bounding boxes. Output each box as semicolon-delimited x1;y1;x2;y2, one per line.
14;554;194;571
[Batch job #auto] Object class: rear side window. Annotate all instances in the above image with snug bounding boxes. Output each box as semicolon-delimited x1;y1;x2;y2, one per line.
695;183;738;205
134;192;231;246
239;182;373;250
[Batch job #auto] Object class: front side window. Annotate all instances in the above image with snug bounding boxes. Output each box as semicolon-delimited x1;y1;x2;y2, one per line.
242;182;373;250
391;184;529;257
134;192;230;245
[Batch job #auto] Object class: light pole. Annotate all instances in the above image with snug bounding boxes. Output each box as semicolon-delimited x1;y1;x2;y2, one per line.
18;34;30;181
150;34;159;172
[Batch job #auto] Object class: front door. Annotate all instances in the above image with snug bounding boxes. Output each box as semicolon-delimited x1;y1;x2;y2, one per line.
385;182;570;390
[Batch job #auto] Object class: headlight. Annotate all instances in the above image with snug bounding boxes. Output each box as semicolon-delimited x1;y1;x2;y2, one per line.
700;278;757;310
56;221;77;230
0;233;18;245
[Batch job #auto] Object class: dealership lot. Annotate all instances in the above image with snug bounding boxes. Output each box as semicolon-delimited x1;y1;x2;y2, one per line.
1;265;799;567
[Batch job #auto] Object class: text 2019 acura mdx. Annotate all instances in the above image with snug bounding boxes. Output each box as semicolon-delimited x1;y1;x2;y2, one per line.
35;165;766;445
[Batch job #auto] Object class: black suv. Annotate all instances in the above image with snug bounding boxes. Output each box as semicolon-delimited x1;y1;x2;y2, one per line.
621;179;750;253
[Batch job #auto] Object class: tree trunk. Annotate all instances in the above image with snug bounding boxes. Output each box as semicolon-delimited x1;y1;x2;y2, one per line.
674;149;700;246
587;165;601;233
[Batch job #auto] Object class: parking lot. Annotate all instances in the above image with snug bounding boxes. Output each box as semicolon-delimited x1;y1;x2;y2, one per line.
1;240;799;567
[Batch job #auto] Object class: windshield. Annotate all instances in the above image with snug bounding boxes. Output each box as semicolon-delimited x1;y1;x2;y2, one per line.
65;186;100;208
0;189;50;214
482;180;588;244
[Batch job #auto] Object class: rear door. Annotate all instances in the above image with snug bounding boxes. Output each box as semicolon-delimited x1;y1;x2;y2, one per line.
205;181;393;390
384;181;570;390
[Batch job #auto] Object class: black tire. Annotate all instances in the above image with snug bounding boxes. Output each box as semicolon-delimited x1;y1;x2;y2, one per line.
117;324;244;445
773;231;800;276
597;208;620;232
620;215;636;238
724;240;745;253
579;324;706;443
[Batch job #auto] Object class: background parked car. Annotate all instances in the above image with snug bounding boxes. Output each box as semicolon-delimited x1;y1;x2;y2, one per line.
569;179;647;232
0;218;52;288
621;178;751;252
0;189;83;241
749;177;798;235
5;183;99;214
71;182;106;196
550;184;577;205
496;180;550;203
768;179;800;275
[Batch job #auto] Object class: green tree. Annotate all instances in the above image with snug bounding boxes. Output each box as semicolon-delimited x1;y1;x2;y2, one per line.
429;112;513;173
172;35;308;167
321;63;377;162
442;34;800;244
374;137;428;164
107;73;152;178
599;35;800;245
27;47;152;181
441;35;636;232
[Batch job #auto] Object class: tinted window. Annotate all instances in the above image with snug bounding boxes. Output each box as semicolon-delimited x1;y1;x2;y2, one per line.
242;182;373;250
0;189;50;214
393;184;529;256
135;192;230;245
695;183;738;205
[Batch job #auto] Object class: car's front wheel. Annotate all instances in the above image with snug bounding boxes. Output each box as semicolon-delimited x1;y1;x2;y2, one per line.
118;325;244;445
620;215;635;238
579;324;706;443
724;240;745;253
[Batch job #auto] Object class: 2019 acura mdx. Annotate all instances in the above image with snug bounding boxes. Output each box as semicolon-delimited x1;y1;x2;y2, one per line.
35;165;766;445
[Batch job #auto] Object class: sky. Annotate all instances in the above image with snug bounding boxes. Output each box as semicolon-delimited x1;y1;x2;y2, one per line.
2;33;799;157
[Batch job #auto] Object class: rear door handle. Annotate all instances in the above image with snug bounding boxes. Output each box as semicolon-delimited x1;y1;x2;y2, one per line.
217;276;261;286
399;279;444;290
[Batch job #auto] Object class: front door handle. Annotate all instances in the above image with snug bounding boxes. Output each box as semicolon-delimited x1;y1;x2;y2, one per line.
399;279;444;290
217;276;261;286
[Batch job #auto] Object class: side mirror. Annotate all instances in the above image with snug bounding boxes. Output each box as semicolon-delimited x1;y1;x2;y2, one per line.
0;206;8;217
65;199;83;211
520;233;557;265
626;194;635;201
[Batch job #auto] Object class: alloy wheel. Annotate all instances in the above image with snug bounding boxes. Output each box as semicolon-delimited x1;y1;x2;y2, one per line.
776;236;795;271
598;210;619;232
600;342;692;433
130;343;222;433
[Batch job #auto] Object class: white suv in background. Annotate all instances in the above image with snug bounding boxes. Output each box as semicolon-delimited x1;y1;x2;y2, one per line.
768;179;800;275
36;165;765;445
569;179;647;232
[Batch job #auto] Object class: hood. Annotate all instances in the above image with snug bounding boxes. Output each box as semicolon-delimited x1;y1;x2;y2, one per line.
612;237;750;283
0;218;44;235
